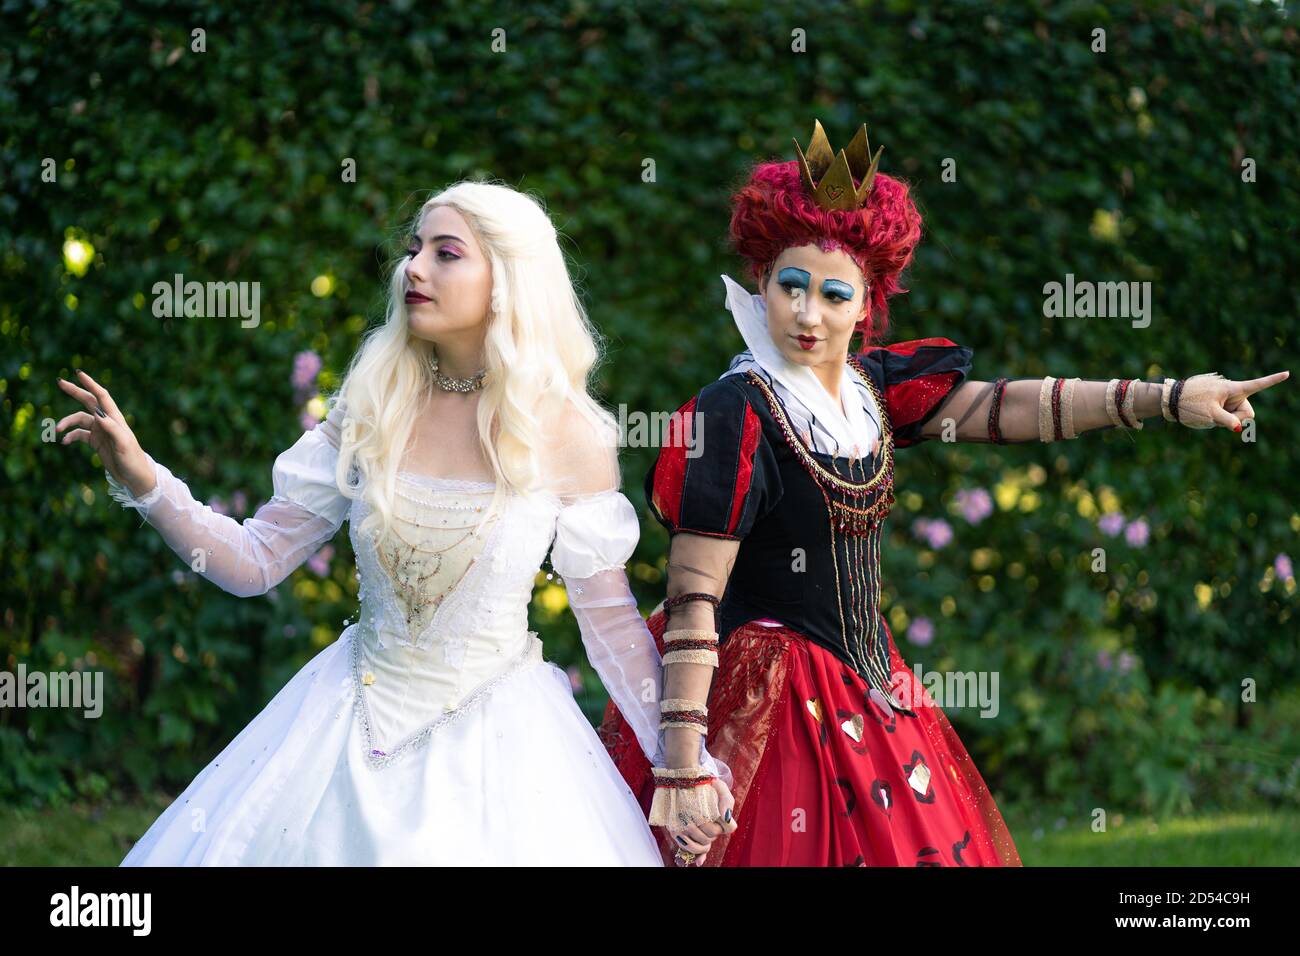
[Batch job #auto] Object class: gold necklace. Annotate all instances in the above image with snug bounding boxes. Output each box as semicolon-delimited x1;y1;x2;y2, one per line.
744;367;896;534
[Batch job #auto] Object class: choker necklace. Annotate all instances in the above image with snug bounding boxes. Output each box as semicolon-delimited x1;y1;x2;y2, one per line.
431;354;487;393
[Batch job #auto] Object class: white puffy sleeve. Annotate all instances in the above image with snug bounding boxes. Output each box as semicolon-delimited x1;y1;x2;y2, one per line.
547;403;732;786
104;398;352;598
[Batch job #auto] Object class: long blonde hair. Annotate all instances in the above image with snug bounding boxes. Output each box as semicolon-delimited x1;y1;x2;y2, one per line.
332;180;617;543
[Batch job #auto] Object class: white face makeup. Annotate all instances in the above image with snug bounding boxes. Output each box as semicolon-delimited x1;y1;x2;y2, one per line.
403;205;494;344
759;243;868;373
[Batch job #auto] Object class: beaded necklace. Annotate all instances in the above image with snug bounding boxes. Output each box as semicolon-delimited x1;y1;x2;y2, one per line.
742;356;898;696
742;355;896;535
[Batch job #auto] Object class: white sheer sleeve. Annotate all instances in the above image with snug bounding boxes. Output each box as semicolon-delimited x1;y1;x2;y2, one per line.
104;398;352;598
545;401;733;786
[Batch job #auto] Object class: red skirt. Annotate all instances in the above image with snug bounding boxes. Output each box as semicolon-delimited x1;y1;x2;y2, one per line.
598;610;1023;867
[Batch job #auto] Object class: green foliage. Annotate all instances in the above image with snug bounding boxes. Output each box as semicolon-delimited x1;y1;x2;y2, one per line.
1;0;1295;829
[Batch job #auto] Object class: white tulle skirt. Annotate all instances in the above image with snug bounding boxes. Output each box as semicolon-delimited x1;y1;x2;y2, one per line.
120;626;663;866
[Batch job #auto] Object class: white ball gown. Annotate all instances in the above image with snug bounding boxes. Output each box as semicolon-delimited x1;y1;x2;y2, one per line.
107;397;729;865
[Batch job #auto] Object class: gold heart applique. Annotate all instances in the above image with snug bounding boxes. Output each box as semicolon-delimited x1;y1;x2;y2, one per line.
841;713;864;742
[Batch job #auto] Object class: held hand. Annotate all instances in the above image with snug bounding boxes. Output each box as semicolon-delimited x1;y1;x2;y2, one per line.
660;774;739;867
55;370;155;496
1185;370;1290;432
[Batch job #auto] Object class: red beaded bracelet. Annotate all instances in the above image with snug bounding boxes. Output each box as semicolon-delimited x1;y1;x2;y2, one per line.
988;377;1008;444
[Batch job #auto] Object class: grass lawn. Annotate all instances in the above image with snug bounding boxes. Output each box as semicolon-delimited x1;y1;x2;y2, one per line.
1;792;173;867
1004;808;1300;866
2;796;1296;866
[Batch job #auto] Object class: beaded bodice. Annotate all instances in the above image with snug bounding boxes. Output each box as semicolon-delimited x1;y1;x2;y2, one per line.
372;476;496;639
349;473;563;658
346;472;564;766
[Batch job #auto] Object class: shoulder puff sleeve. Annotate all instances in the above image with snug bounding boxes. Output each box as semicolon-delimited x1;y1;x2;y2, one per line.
644;378;781;541
271;400;352;527
857;337;974;448
105;398;351;597
552;491;639;579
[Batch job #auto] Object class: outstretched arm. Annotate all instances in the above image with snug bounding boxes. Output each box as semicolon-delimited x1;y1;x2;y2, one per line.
920;371;1290;443
57;370;350;598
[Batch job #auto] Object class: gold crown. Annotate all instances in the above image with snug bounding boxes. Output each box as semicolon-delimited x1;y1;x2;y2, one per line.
792;119;884;212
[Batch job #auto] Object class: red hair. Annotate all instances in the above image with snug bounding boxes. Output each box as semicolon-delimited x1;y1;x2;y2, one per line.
728;159;922;343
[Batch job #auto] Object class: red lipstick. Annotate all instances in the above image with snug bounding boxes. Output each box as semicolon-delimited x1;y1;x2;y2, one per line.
795;334;819;351
405;291;432;304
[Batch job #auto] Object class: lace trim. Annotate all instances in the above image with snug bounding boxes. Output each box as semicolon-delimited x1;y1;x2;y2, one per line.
349;624;544;770
397;471;495;491
394;488;491;511
397;470;585;509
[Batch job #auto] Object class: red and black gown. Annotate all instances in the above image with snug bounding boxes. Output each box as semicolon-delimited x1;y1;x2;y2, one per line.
598;338;1023;867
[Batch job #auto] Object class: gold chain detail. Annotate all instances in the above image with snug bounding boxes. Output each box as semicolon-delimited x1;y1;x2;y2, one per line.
743;363;894;496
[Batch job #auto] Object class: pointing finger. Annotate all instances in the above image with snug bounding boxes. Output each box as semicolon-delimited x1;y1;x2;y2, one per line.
1239;370;1290;395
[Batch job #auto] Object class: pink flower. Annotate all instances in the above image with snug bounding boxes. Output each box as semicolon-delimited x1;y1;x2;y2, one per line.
1124;518;1150;548
292;350;322;392
307;544;334;576
1275;553;1294;582
925;518;953;549
908;616;934;646
1098;512;1125;536
232;490;248;515
1117;651;1136;674
567;665;584;694
300;408;321;431
954;487;993;524
1097;649;1113;671
210;496;228;516
910;517;952;549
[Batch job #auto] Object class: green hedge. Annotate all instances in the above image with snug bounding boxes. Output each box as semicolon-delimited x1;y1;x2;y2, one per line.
1;0;1296;822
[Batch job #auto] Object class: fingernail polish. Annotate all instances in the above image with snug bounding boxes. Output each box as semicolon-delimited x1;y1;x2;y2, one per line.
725;809;732;822
676;835;687;846
1234;423;1242;433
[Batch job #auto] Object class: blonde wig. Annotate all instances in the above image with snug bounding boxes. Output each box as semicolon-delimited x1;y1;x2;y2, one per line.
331;180;620;544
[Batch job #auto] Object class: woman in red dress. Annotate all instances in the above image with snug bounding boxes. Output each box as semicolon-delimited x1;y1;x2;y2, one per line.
598;120;1288;867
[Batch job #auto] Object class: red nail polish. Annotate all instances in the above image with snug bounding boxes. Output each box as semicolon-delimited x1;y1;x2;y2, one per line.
1234;423;1242;433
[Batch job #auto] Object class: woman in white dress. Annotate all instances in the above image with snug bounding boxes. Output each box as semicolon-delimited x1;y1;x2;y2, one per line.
55;180;736;865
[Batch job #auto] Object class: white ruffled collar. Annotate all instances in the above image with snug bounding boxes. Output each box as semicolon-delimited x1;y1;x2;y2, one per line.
718;274;880;459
